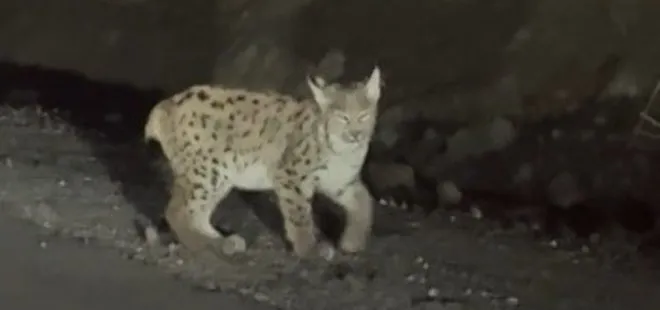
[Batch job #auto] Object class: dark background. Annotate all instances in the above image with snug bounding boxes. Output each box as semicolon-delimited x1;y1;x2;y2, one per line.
2;1;660;308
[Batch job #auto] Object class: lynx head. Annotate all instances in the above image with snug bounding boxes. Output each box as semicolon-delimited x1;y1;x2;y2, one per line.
307;66;382;151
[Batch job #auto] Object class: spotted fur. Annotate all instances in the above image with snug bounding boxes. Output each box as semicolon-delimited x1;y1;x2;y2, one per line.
144;67;382;258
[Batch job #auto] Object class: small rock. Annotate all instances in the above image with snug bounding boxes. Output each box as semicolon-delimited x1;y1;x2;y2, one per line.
438;181;462;205
489;117;517;150
144;226;161;246
385;197;397;207
445;117;516;162
505;296;520;307
480;290;494;298
196;280;219;291
318;242;337;261
403;124;447;171
513;163;533;184
253;292;271;302
132;252;147;263
222;234;247;255
372;126;400;150
469;205;483;219
365;162;416;195
603;71;639;98
551;129;563;139
445;128;482;161
593;115;607;126
547;171;584;208
423;128;439;141
507;27;532;50
371;105;415;152
3;156;13;168
21;203;60;227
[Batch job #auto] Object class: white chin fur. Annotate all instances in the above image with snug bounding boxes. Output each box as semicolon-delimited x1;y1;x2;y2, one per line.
329;135;360;152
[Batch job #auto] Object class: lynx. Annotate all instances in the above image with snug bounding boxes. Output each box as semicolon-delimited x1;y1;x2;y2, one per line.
144;67;382;259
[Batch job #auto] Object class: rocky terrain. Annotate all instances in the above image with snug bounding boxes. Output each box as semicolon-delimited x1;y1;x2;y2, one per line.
3;1;660;308
2;63;660;310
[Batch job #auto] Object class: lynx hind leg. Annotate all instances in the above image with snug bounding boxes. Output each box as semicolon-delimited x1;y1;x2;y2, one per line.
273;173;318;257
325;179;374;254
165;176;246;258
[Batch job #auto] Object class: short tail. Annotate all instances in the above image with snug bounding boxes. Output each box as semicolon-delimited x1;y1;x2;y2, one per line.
143;100;175;180
144;100;170;143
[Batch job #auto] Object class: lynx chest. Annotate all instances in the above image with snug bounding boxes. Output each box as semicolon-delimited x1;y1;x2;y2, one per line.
315;147;368;192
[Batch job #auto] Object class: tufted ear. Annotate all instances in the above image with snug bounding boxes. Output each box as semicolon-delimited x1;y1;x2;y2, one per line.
363;66;382;104
307;75;332;109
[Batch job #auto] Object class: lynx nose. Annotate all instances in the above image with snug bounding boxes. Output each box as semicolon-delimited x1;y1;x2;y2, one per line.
346;130;362;142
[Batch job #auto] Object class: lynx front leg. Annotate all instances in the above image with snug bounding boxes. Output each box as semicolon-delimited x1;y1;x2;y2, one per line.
324;179;374;253
273;174;318;257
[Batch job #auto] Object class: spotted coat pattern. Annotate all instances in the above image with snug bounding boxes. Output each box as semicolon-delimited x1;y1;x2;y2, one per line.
144;67;382;258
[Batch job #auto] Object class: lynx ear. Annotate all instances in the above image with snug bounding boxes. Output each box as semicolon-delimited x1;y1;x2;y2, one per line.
307;75;332;109
313;76;327;87
363;66;382;103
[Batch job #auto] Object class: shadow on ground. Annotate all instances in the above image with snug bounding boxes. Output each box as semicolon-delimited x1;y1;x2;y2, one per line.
0;61;168;221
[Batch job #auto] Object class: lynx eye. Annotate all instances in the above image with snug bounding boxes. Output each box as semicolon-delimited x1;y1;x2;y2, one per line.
334;112;350;123
357;112;371;122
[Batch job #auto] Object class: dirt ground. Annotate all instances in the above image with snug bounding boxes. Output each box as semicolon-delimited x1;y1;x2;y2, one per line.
0;214;271;310
3;64;660;310
3;0;660;309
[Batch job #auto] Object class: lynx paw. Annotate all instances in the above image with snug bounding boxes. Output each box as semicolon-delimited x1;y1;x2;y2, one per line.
288;227;318;258
338;233;368;254
175;232;246;265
